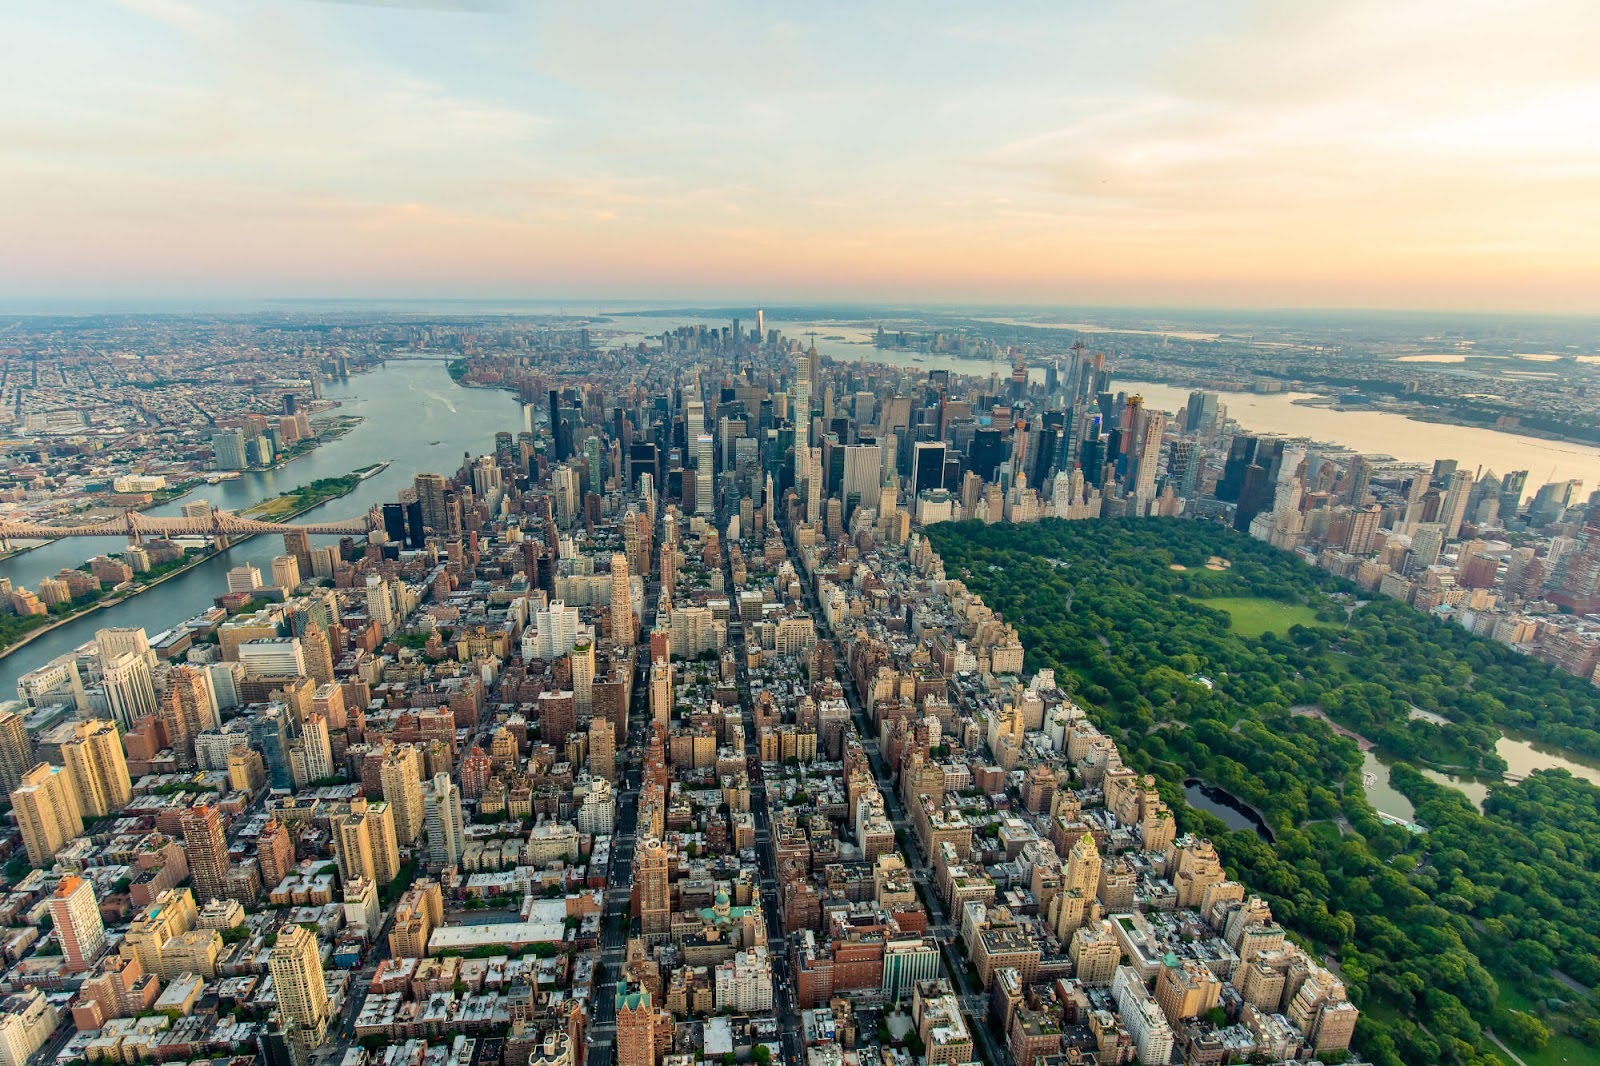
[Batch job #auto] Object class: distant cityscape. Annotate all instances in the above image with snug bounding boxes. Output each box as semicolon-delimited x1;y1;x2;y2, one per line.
0;306;1596;1066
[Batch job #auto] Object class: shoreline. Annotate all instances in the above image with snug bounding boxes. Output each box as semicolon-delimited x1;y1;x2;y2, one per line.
0;546;220;663
0;466;378;665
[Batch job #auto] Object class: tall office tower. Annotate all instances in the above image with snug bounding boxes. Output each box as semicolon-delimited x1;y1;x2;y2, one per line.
297;713;334;784
610;553;635;643
270;555;301;593
843;444;883;515
649;659;673;728
362;800;401;885
793;346;813;485
637;837;671;939
806;446;823;524
0;706;34;794
553;464;582;528
912;441;947;496
181;805;230;903
61;720;132;818
616;990;659;1066
694;435;716;514
333;802;377;885
1529;478;1583;526
212;429;248;471
1132;411;1167;504
101;652;158;732
1184;391;1220;436
365;574;395;637
572;638;596;716
301;625;334;686
96;627;155;669
162;666;218;763
282;528;313;578
685;400;706;456
413;473;449;533
381;747;426;845
226;564;263;595
1499;470;1530;518
50;875;107;973
589;717;617;782
423;773;464;871
12;762;84;867
532;600;581;661
1439;469;1474;540
269;924;331;1047
1341;455;1373;506
548;389;564;459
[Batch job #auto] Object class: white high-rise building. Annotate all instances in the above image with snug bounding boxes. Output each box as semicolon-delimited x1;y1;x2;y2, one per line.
843;444;883;511
525;600;581;661
793;345;813;487
95;627;155;671
577;777;615;835
226;565;262;596
695;435;715;515
365;575;395;637
238;638;307;679
101;651;158;730
423;773;464;871
685;399;706;458
714;945;774;1013
49;875;106;973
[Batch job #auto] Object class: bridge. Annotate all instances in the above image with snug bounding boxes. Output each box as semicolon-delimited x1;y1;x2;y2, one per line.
0;507;377;547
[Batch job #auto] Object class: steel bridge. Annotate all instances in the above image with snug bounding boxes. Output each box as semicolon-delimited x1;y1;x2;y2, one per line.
0;507;377;548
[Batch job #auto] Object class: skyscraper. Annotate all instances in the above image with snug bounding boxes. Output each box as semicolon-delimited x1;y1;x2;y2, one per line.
101;652;158;731
12;762;84;867
0;706;35;795
381;746;426;845
50;875;107;973
269;924;331;1047
333;803;376;886
1439;469;1474;540
60;719;132;818
610;553;635;642
696;431;717;498
616;990;659;1066
589;716;616;783
413;473;449;533
181;804;230;904
638;837;670;940
423;773;464;871
572;638;595;717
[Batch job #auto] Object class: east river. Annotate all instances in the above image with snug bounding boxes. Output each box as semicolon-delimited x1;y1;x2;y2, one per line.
3;320;1598;820
0;360;522;694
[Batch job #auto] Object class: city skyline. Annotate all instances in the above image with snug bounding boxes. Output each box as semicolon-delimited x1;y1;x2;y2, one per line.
5;1;1600;312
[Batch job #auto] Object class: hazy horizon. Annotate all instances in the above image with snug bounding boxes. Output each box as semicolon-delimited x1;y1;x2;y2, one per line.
6;1;1599;312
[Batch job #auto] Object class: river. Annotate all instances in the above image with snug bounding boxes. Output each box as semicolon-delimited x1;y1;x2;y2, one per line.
0;360;522;696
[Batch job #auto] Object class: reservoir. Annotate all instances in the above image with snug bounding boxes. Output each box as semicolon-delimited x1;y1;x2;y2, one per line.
0;360;522;696
1182;779;1274;843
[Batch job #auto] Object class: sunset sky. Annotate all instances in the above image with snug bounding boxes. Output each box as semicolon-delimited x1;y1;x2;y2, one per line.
4;0;1598;311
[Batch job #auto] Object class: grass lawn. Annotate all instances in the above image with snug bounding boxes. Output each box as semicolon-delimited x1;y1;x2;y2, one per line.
1197;596;1329;638
1486;982;1600;1066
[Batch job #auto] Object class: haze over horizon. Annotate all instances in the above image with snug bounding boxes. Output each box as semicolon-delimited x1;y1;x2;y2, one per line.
6;0;1600;313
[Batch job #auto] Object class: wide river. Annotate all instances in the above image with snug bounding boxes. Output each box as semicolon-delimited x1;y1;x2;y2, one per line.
0;360;522;695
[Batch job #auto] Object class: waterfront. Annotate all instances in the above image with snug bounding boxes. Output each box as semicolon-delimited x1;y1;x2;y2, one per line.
0;360;522;696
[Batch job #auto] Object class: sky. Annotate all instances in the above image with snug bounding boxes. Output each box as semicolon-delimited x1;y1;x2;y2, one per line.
3;0;1599;312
